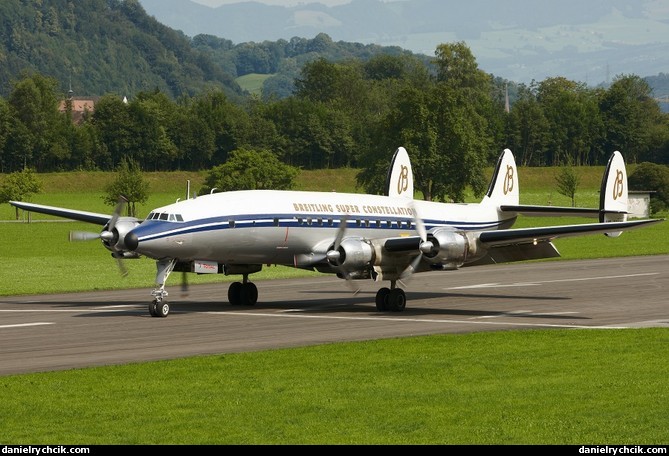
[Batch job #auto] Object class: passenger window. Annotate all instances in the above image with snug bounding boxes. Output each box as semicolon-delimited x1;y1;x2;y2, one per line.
175;214;184;222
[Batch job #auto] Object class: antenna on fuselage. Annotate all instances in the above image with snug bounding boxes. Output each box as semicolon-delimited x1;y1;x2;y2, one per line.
186;180;190;200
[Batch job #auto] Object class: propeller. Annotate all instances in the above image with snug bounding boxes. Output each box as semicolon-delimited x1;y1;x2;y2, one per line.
325;215;361;294
399;201;433;280
69;195;129;277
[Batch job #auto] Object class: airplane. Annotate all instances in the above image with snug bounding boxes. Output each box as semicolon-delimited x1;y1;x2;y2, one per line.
9;147;662;318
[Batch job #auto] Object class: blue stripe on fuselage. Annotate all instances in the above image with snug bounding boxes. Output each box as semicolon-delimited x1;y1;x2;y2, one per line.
131;213;508;242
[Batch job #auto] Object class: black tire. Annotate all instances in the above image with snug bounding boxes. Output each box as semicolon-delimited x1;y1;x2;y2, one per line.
228;282;243;305
389;289;406;312
156;301;169;318
240;282;258;306
149;300;158;317
375;287;390;311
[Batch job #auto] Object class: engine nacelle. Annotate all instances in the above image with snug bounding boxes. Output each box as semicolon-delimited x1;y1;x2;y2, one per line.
102;217;141;253
328;238;375;270
424;228;470;269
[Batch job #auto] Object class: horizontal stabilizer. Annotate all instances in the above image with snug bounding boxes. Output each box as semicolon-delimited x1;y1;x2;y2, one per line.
500;204;600;218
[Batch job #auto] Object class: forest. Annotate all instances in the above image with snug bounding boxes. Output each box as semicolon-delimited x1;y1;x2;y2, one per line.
0;0;667;204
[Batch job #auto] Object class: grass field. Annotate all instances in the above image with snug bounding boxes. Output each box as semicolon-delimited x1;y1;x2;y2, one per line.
1;329;668;444
1;165;668;444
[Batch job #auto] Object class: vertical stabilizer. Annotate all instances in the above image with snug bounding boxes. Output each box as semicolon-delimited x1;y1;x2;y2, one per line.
385;147;414;199
481;148;519;207
599;151;628;237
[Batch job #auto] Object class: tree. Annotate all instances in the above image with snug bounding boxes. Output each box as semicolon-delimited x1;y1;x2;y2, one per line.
505;83;550;166
7;72;64;171
555;165;581;207
92;94;134;170
431;42;494;201
599;74;663;164
103;156;149;218
200;148;298;194
628;162;669;214
0;168;42;220
536;77;604;166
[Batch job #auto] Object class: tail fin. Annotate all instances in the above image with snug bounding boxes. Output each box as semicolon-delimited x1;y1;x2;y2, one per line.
481;148;519;207
600;151;628;237
385;147;414;199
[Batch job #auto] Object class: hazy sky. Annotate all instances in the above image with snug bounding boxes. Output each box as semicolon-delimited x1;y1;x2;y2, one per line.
191;0;355;6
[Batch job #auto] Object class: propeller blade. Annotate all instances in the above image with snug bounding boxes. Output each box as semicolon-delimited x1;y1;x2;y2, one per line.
333;215;348;251
69;231;100;242
400;201;431;281
326;215;360;294
181;270;189;296
410;201;426;242
400;252;423;280
116;257;128;278
107;195;128;232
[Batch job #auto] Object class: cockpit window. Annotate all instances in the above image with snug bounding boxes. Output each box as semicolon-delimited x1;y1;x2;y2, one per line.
146;212;183;222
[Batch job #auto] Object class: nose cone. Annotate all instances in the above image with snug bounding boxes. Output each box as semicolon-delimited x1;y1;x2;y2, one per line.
125;231;138;251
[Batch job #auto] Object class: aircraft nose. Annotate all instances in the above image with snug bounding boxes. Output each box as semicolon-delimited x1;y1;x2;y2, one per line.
125;231;138;251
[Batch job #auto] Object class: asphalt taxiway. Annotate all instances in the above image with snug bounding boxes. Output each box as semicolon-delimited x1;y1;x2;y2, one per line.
1;255;667;375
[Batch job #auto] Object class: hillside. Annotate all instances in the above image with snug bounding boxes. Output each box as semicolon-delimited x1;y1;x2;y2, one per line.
140;0;669;87
0;0;243;99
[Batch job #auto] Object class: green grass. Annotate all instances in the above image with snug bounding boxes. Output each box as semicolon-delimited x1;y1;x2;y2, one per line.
1;328;667;444
236;73;273;96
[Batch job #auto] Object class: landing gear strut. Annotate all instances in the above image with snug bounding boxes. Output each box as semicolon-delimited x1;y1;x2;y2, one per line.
149;258;176;318
375;280;406;312
228;274;258;306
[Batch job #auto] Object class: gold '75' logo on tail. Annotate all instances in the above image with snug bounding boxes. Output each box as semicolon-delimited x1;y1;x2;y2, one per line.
397;165;409;195
612;169;624;200
503;165;514;195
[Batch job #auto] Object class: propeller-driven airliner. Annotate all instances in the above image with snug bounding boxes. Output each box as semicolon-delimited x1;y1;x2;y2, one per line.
10;147;662;317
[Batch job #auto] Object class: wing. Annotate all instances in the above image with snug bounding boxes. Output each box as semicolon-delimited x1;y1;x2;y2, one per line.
9;201;112;225
469;218;663;265
370;218;663;274
478;218;661;246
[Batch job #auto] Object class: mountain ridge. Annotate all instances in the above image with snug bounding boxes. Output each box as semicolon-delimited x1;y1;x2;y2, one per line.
139;0;669;85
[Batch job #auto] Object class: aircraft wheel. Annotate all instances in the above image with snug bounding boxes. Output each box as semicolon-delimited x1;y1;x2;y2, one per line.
149;300;158;317
375;287;390;311
155;301;170;318
389;289;406;312
228;282;243;305
240;283;258;306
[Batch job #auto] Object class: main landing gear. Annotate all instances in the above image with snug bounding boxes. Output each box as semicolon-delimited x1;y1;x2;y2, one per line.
375;280;406;312
227;274;258;306
147;259;259;317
